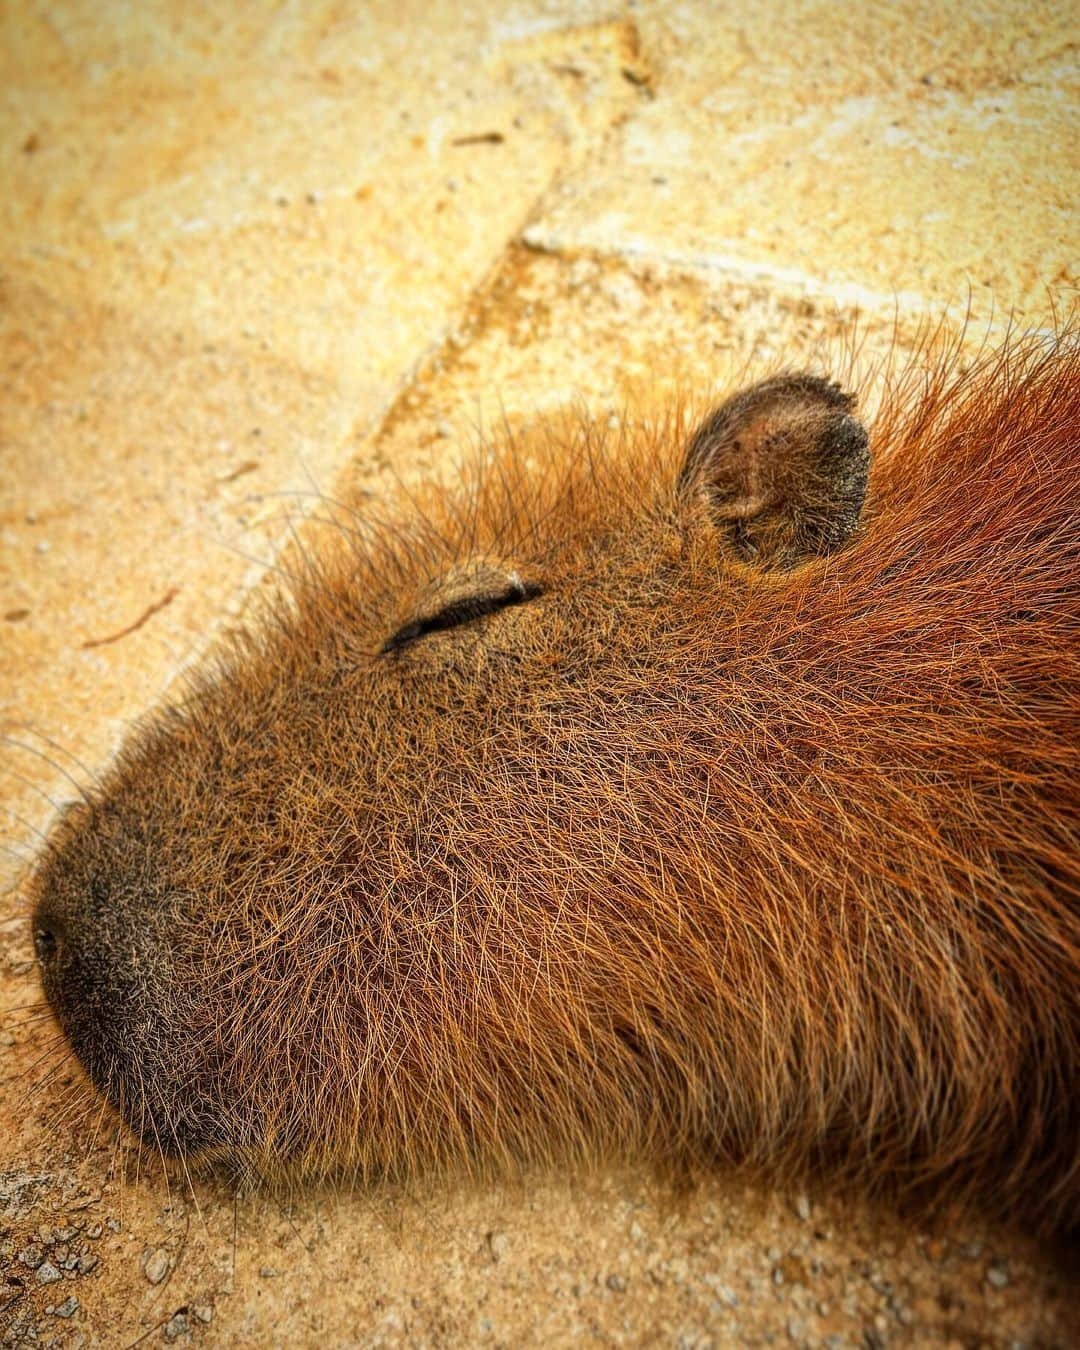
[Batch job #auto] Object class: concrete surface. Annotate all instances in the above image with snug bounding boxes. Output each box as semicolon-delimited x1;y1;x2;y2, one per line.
1;1;1077;1345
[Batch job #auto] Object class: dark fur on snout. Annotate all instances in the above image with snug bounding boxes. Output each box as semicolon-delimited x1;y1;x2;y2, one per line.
32;328;1080;1234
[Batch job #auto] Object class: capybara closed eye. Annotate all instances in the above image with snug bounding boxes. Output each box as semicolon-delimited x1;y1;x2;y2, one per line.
32;332;1080;1233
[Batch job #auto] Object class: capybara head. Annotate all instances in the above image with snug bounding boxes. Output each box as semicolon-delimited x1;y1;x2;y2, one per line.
31;337;1080;1232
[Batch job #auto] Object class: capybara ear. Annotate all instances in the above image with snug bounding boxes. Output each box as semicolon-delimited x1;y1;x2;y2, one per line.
679;374;870;569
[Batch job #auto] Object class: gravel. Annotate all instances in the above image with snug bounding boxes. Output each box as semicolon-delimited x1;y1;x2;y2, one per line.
143;1247;171;1284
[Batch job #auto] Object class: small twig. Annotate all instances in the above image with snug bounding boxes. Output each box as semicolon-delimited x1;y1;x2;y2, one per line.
216;459;260;485
450;131;504;146
82;589;179;650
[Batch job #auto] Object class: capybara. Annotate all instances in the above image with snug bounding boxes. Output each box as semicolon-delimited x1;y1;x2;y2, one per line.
30;327;1080;1234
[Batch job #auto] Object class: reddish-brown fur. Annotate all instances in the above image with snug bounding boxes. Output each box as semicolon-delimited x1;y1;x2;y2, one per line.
30;327;1080;1234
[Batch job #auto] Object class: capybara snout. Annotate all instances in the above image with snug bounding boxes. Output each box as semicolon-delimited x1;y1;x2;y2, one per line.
33;795;231;1155
32;345;1080;1232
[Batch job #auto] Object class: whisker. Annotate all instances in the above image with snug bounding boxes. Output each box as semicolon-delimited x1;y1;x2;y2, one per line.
0;804;49;843
50;1074;93;1134
115;1077;128;1227
1;1009;57;1029
0;764;66;814
21;1046;75;1104
247;486;382;540
1;732;98;800
230;1187;239;1294
172;1133;209;1241
274;1197;328;1280
198;530;308;589
23;1054;73;1101
135;1055;174;1217
13;1032;69;1083
82;1088;114;1170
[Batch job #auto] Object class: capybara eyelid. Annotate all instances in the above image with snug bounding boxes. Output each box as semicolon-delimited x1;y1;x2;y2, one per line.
381;580;543;655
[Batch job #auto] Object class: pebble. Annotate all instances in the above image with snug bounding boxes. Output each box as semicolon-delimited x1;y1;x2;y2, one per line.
794;1194;812;1222
52;1296;79;1319
259;1265;279;1278
787;1316;806;1342
986;1263;1010;1289
76;1254;99;1275
163;1312;188;1341
18;1245;44;1269
68;1190;102;1211
36;1262;62;1284
143;1247;171;1284
606;1273;627;1292
193;1305;213;1324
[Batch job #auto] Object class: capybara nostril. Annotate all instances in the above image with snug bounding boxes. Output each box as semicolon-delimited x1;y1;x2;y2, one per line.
28;330;1080;1235
33;925;59;964
31;897;64;968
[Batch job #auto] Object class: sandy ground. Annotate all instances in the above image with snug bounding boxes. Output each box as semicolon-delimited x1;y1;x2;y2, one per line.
1;2;1077;1345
